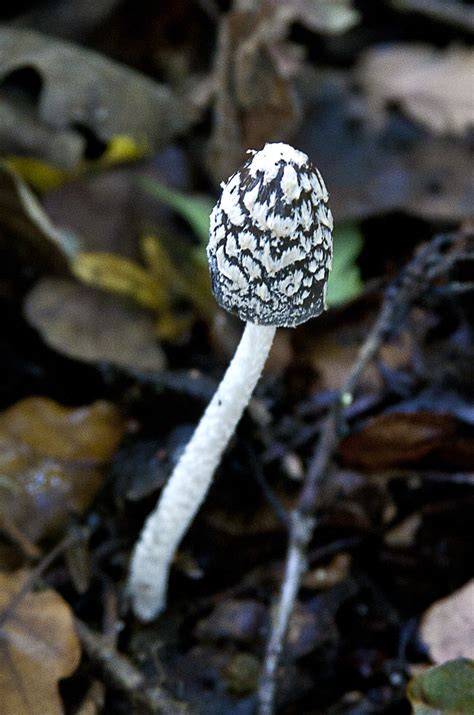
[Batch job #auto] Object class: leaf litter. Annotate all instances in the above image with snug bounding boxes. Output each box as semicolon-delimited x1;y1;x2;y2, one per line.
0;570;81;715
0;1;473;713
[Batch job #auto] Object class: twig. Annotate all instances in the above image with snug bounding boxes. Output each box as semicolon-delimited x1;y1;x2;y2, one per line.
75;619;194;714
257;234;470;714
0;514;41;559
0;531;80;628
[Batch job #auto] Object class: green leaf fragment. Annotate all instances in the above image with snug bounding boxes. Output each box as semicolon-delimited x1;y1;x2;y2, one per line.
326;225;364;306
407;658;474;714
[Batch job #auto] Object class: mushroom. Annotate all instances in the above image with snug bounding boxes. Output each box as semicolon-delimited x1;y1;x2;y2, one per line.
128;142;333;621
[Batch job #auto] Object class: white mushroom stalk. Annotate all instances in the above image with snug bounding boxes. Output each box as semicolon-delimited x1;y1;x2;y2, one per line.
128;142;333;621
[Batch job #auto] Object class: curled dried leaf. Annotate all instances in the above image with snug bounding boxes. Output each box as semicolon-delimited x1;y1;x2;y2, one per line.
0;570;81;715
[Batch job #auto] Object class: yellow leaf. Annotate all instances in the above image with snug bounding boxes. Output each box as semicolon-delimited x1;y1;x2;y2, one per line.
141;234;179;284
72;252;161;311
5;157;71;192
7;135;147;193
142;234;214;321
0;570;81;715
155;313;194;342
100;134;148;166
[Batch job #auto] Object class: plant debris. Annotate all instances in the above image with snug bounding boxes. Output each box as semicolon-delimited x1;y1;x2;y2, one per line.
0;2;473;713
0;570;81;715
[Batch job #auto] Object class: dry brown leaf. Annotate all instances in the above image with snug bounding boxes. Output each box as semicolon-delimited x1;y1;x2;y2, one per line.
208;0;361;180
0;570;81;715
340;412;455;470
0;397;126;542
420;580;474;664
0;27;192;167
0;162;77;270
208;4;302;181
301;69;473;222
358;44;474;136
25;278;166;372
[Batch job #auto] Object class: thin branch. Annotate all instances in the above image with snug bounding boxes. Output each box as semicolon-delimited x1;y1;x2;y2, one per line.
75;619;194;714
257;234;471;714
0;531;80;628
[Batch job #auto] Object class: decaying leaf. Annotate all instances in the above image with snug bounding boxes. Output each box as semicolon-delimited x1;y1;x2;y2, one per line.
340;412;457;470
0;162;78;270
43;166;148;258
5;134;146;193
420;580;474;664
0;96;83;177
208;1;360;182
141;234;214;334
301;69;474;222
0;26;193;168
358;44;474;136
407;658;474;714
71;252;161;311
71;236;213;341
208;3;303;181
0;569;81;715
0;397;126;542
24;278;166;371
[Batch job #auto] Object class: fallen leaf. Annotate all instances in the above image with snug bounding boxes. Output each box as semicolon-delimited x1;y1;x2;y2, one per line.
71;238;213;341
0;27;193;168
0;95;83;176
358;45;474;136
6;134;146;193
71;252;161;311
303;305;384;392
420;580;474;663
0;397;126;541
340;412;456;470
208;4;302;182
43;167;146;262
300;69;473;222
24;278;166;372
407;658;474;714
0;569;81;715
0;162;78;270
208;0;360;182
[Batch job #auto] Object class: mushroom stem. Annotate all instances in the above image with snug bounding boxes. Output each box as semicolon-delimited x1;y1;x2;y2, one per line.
129;321;276;621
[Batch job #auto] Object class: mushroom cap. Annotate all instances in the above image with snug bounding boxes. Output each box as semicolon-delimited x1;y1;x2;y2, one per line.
207;142;333;328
